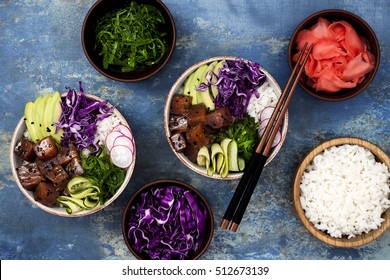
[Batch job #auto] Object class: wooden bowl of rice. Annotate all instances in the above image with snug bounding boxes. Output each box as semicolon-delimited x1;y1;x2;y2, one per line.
293;137;390;247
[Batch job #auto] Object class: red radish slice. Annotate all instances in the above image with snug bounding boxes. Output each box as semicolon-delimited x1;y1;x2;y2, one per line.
258;117;282;147
259;118;270;130
272;130;282;147
260;106;275;121
105;131;124;151
112;124;133;140
110;145;134;168
113;135;134;153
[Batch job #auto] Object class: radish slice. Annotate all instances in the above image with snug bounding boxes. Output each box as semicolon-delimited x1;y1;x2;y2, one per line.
272;130;282;147
105;131;124;151
113;135;134;153
110;145;134;168
259;118;270;131
258;116;282;147
260;106;275;121
112;124;133;140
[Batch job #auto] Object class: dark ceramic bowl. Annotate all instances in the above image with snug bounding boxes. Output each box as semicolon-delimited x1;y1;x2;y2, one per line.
122;179;214;259
288;9;380;101
82;0;176;82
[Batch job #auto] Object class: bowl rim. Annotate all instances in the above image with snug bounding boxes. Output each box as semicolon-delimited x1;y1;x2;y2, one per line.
287;9;381;101
292;137;390;247
121;179;214;259
164;56;288;180
10;93;136;217
81;0;176;82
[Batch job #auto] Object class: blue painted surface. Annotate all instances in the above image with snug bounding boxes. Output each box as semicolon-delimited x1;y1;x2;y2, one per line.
0;0;389;260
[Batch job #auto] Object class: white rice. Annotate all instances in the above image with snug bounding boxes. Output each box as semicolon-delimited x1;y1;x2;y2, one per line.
246;81;278;123
300;144;390;239
94;114;122;146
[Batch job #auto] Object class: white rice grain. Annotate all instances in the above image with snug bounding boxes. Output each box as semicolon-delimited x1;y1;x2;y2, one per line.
300;144;390;239
94;114;122;146
246;82;278;123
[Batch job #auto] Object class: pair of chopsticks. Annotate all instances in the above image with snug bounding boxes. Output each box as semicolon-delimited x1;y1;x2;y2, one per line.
220;42;314;232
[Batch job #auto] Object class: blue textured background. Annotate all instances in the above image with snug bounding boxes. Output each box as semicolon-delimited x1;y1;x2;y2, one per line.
0;0;389;260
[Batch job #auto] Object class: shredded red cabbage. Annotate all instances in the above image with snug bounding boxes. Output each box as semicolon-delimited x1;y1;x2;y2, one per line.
127;185;210;260
213;59;266;119
56;82;113;153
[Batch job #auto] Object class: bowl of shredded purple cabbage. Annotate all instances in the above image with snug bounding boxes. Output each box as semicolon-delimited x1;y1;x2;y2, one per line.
164;56;288;180
10;82;136;216
122;180;214;260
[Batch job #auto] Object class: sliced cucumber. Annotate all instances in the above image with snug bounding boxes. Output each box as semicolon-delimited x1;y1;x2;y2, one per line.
220;138;232;178
57;196;85;214
210;143;223;175
227;140;239;172
57;176;101;214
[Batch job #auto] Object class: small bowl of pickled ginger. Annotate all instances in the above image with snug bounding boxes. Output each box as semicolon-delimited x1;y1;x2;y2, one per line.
288;9;380;101
122;179;214;259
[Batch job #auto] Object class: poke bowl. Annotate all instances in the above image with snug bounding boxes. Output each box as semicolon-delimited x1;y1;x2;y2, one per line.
81;0;176;82
10;83;136;217
122;179;214;260
293;137;390;247
288;9;380;101
164;56;288;180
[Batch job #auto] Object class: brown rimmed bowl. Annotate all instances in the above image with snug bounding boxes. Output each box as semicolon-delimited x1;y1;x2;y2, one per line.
164;56;288;180
288;9;380;101
82;0;176;82
10;93;136;217
293;137;390;247
122;179;214;259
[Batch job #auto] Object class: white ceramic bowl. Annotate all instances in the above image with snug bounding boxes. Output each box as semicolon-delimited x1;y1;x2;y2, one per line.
164;56;288;180
10;93;136;217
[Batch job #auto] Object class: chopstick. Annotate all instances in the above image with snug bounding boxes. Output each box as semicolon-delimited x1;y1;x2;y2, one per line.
220;42;313;232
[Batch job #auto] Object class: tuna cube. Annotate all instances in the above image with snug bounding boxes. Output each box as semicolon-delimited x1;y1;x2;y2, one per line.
170;94;192;115
170;132;187;153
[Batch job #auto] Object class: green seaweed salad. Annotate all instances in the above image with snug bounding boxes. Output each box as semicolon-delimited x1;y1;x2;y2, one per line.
95;1;168;72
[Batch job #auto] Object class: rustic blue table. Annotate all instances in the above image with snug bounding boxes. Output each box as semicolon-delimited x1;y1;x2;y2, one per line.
0;0;389;260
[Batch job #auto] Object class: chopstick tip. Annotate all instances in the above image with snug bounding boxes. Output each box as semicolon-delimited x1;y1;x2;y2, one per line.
220;219;230;229
228;222;239;232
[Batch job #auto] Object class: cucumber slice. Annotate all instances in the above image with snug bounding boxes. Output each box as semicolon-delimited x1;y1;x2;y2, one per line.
210;143;223;175
57;196;85;214
197;146;210;167
227;140;239;172
238;157;245;171
220;138;232;178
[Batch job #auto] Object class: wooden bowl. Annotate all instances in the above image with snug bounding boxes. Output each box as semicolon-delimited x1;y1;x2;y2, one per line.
293;137;390;247
288;9;380;101
10;93;136;217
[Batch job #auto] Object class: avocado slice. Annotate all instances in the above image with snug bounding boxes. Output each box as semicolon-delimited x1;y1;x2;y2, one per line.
183;71;199;104
211;60;225;98
189;64;209;105
32;96;45;140
183;72;195;97
37;94;51;139
44;91;63;143
197;61;217;111
24;101;39;143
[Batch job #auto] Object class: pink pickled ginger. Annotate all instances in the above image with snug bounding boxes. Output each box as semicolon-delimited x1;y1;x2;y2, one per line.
293;17;375;93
